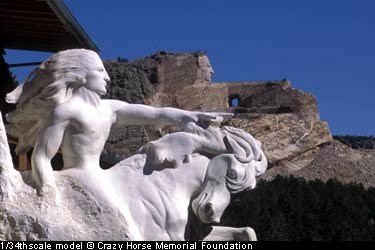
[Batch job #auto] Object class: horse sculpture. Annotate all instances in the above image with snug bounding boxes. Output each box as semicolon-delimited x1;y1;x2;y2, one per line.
58;123;267;240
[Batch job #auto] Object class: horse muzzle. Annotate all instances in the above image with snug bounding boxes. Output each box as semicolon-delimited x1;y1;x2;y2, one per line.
192;189;230;224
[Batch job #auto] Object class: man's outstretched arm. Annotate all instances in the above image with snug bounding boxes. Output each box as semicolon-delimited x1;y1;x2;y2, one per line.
106;100;231;128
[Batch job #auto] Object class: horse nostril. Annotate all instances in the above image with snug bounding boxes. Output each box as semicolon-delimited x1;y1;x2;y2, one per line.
204;203;214;215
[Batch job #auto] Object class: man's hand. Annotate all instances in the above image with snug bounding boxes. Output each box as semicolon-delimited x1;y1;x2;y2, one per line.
188;112;233;128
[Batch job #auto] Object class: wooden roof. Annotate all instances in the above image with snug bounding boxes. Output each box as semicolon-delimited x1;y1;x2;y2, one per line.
0;0;99;52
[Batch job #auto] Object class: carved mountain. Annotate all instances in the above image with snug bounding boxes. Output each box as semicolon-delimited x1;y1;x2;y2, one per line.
102;52;375;188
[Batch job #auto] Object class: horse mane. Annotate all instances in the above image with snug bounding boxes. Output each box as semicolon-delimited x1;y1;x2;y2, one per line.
142;122;267;194
221;126;267;176
220;126;267;193
5;49;100;155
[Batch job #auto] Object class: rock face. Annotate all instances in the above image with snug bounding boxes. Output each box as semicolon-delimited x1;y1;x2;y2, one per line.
0;173;131;241
101;51;375;187
103;57;159;104
263;140;375;189
0;113;20;202
103;51;212;106
224;114;331;169
102;51;216;160
102;52;334;178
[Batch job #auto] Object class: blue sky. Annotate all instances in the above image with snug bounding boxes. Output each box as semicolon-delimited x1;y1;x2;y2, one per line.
5;0;375;135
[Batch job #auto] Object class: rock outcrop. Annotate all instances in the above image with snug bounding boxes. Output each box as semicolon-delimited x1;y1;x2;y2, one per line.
100;51;375;187
102;52;333;178
224;113;331;169
262;140;375;188
0;173;131;240
0;112;20;202
101;51;216;160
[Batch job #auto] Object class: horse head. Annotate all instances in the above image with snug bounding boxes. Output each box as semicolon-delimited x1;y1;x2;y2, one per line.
139;123;267;228
191;154;232;223
191;126;267;224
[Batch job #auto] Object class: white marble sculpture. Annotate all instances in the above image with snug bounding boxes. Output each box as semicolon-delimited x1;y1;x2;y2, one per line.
3;49;267;240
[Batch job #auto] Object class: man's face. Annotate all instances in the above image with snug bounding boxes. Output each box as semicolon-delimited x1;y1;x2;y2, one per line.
85;56;110;95
199;56;214;82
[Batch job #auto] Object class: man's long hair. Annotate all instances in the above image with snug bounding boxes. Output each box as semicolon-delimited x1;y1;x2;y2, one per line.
5;49;102;155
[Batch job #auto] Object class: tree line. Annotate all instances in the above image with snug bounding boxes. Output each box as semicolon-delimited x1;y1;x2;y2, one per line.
334;135;375;149
221;175;375;240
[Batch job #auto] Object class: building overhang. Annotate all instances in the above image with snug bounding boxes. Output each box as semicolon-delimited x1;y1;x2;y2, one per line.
0;0;99;53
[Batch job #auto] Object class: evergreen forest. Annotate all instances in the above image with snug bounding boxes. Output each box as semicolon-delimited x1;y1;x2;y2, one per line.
221;176;375;240
333;135;375;149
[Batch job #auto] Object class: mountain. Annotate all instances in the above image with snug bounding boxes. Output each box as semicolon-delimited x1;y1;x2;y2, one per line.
102;51;375;188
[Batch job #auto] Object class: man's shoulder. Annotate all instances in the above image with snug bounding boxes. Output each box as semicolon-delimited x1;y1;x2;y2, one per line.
101;99;130;110
53;100;82;121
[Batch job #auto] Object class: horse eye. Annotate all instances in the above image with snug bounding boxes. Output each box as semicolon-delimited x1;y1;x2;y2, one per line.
228;169;237;180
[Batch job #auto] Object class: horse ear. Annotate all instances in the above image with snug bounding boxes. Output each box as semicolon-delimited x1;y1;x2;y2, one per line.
254;151;268;177
223;132;249;162
223;135;233;152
